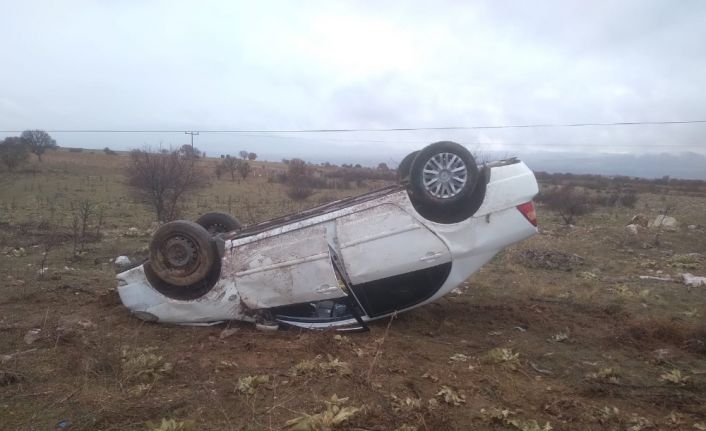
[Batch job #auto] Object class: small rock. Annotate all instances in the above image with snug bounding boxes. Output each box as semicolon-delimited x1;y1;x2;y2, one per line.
652;348;672;364
688;225;697;230
649;215;679;231
56;316;96;334
114;256;131;266
125;227;140;237
625;224;645;236
682;273;706;288
24;328;42;345
11;247;27;257
630;214;649;228
219;327;239;339
638;275;673;282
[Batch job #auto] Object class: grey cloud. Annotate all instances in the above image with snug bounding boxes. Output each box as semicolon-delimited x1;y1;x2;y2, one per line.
0;0;704;168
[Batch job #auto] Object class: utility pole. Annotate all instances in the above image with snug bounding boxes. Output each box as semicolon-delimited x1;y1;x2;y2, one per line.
185;131;199;149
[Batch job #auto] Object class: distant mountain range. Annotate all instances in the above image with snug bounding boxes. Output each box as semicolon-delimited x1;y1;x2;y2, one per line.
518;151;706;180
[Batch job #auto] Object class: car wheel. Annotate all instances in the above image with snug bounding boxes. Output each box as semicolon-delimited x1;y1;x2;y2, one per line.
397;150;419;181
409;141;479;206
148;220;218;287
195;212;242;235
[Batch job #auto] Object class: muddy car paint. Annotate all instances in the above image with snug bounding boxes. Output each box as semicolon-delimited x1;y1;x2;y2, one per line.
117;159;539;328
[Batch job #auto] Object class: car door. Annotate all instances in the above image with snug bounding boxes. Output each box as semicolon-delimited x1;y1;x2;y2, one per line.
229;223;344;310
335;203;452;317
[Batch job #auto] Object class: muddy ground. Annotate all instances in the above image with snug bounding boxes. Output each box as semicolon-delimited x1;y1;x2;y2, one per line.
1;151;705;430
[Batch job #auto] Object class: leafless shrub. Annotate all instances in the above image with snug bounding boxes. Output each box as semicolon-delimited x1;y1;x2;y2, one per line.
236;159;251;180
70;200;100;255
127;148;207;222
217;156;251;181
38;231;62;280
286;185;314;201
0;137;30;171
285;159;313;201
537;185;595;225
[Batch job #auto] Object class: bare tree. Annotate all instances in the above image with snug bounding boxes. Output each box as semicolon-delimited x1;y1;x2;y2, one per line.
236;159;251;180
178;144;201;159
127;149;207;222
239;150;249;160
21;130;57;162
288;158;309;177
0;137;29;171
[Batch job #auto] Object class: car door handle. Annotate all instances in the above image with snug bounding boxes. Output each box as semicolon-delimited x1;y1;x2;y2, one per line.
420;251;444;262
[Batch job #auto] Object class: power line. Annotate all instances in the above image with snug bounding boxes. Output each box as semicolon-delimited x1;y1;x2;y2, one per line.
235;133;704;148
2;119;706;134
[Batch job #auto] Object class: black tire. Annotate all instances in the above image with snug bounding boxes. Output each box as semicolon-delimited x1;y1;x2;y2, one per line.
409;141;479;206
147;220;218;287
195;212;242;235
397;150;419;181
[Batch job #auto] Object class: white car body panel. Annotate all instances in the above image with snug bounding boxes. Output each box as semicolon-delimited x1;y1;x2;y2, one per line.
117;160;539;328
336;203;451;284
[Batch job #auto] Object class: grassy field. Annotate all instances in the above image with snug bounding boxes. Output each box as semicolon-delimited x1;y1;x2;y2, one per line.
1;150;705;431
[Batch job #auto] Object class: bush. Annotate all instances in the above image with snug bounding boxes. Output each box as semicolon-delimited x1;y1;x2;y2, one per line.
0;137;30;171
236;160;251;180
127;149;207;222
620;191;638;208
285;159;313;200
68;147;84;153
103;147;117;155
286;185;313;201
539;185;595;225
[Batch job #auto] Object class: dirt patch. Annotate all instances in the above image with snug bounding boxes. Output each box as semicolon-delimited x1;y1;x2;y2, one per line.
517;248;585;271
613;317;706;353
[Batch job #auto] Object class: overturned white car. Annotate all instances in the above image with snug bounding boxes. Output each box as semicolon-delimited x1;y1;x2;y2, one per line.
117;141;538;330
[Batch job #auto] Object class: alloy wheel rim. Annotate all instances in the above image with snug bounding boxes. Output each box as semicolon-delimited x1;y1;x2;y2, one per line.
422;152;468;198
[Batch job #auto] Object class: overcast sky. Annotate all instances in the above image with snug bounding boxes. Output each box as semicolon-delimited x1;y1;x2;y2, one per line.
1;0;705;163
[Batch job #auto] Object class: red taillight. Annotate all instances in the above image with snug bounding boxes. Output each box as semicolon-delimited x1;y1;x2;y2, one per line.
516;202;537;226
